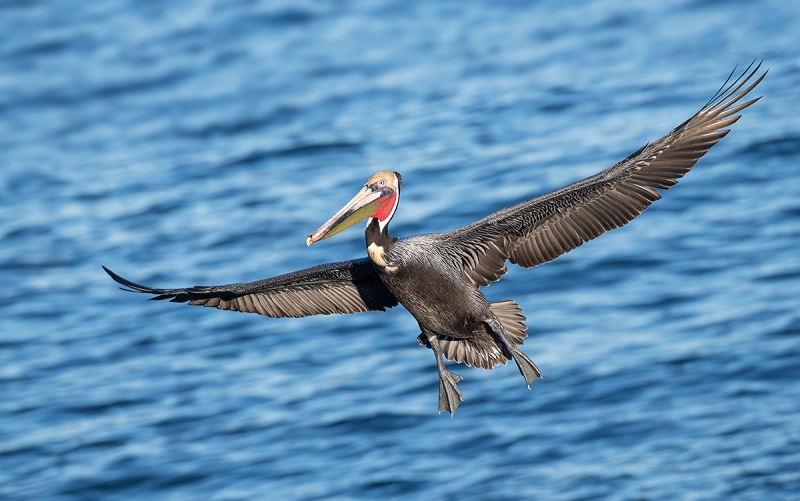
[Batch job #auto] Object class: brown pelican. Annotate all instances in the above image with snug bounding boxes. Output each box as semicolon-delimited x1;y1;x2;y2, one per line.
105;63;765;415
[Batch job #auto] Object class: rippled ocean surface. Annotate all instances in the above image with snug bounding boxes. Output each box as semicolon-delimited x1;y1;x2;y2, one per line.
2;1;800;499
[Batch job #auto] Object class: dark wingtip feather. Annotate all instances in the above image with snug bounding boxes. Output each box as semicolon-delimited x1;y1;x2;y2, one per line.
102;265;169;296
706;60;766;113
103;265;135;291
702;59;761;110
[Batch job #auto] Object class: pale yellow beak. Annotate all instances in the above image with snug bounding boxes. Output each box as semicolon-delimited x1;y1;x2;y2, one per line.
306;185;383;245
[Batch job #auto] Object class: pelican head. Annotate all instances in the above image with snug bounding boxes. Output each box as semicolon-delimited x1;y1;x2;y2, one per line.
307;171;402;246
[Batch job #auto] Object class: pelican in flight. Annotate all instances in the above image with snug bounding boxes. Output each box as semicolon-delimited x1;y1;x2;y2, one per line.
105;63;766;415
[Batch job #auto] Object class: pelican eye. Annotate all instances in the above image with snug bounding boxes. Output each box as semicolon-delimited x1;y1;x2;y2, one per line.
372;178;389;192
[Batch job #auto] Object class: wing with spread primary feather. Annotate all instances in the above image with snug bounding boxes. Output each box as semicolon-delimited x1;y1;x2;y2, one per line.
448;62;766;287
103;258;398;318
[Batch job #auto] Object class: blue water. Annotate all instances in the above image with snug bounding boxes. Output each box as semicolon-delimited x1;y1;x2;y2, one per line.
2;1;799;499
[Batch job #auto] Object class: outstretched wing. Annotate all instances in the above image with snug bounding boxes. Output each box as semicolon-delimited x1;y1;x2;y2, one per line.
103;258;398;318
448;62;767;286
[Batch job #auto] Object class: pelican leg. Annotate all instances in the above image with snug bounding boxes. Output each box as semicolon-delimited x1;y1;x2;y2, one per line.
484;318;542;388
421;332;463;416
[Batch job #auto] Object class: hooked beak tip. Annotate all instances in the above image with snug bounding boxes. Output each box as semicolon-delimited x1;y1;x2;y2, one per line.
306;236;313;247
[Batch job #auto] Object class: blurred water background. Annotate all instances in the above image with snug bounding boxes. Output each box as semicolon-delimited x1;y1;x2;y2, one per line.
2;0;799;499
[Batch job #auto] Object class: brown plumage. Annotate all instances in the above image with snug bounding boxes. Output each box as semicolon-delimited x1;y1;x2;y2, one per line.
105;62;766;416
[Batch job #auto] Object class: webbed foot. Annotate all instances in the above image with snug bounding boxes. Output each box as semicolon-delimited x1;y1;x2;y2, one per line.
509;346;542;388
438;370;463;417
484;317;542;388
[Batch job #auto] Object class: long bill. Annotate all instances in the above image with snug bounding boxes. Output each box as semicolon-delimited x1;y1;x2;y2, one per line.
306;185;383;246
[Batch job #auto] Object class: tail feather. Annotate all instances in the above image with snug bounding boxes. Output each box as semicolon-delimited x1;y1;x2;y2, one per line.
489;300;528;346
418;300;528;370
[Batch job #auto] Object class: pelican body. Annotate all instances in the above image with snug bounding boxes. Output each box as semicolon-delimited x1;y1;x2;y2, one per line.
105;64;766;415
